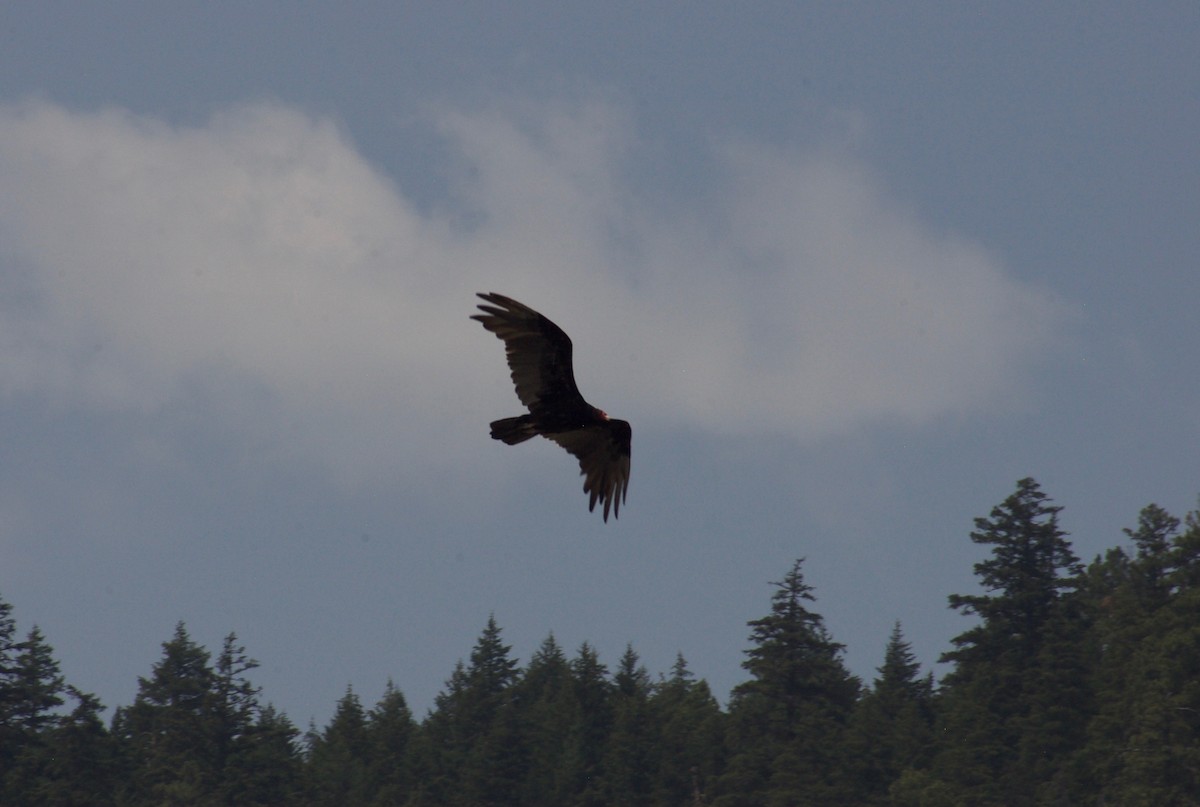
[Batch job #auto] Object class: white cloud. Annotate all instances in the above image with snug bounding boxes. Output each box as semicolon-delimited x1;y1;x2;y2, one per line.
0;98;1070;484
671;141;1067;437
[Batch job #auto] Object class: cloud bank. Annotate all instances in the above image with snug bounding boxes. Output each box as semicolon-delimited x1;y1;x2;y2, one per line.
0;99;1068;483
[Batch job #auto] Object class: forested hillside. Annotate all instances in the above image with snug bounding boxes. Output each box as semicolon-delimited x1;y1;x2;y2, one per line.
2;478;1198;805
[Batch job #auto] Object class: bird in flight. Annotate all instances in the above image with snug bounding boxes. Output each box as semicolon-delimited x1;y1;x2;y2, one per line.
472;292;631;522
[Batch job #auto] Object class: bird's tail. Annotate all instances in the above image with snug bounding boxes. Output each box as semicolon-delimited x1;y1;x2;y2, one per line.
489;416;538;445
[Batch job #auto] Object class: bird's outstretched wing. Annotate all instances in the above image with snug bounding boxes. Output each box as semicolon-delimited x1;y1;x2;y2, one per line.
473;291;632;522
470;292;584;413
546;420;632;523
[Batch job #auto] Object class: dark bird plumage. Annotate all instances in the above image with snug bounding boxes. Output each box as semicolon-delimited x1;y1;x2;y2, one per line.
472;292;631;522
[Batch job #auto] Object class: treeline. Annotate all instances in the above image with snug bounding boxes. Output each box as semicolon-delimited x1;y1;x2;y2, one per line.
2;477;1199;805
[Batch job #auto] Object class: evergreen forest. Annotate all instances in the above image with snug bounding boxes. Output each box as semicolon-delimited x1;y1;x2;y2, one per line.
3;478;1199;806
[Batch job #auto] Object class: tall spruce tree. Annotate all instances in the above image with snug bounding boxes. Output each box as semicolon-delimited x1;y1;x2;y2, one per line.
7;626;65;735
460;615;525;806
0;596;115;805
935;478;1086;804
567;642;613;806
209;633;266;803
512;633;579;806
1081;503;1200;803
113;624;281;806
305;686;371;806
113;622;220;805
1;622;114;806
651;654;724;807
407;616;523;806
364;680;415;806
847;622;934;803
715;558;860;807
1127;503;1180;601
0;594;21;790
405;661;470;806
943;479;1081;669
23;686;117;807
235;704;302;806
598;644;656;806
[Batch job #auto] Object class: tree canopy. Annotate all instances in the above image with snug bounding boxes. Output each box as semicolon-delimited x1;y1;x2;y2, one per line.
2;478;1198;804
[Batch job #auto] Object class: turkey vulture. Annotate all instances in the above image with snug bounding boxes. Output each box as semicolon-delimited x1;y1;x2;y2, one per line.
472;292;631;522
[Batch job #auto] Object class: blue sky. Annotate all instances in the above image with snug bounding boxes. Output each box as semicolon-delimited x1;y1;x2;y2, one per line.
1;3;1197;727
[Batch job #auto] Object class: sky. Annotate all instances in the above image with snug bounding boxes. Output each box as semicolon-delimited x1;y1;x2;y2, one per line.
1;2;1197;728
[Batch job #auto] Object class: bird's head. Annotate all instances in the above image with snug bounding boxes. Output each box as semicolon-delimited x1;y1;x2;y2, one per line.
594;407;610;421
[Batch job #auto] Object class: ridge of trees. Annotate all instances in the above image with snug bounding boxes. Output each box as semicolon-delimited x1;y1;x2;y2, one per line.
3;478;1199;805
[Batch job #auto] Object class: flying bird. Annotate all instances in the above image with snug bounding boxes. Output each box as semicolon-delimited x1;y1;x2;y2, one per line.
472;292;631;522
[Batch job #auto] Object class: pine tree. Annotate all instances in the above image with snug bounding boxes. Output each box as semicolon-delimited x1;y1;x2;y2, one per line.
112;624;279;806
715;558;860;807
407;616;524;806
24;687;118;807
0;593;22;791
405;661;470;806
305;686;371;806
935;478;1086;804
847;622;934;803
209;633;266;803
598;644;656;806
652;654;724;807
235;704;302;806
1127;503;1180;602
512;633;578;806
0;620;115;806
567;641;613;806
459;615;525;806
113;621;220;806
7;626;65;735
943;478;1081;669
1068;545;1132;800
365;680;415;806
2;626;64;801
1081;503;1200;803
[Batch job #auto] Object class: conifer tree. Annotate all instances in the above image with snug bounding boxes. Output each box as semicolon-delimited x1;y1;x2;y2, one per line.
113;622;220;805
1;621;114;806
512;633;578;806
0;594;21;788
598;644;656;805
407;616;524;806
2;625;67;797
24;687;117;807
113;624;281;806
459;615;525;806
405;661;470;806
943;479;1081;668
652;654;724;807
567;642;613;806
715;558;860;807
935;478;1086;804
848;622;934;802
235;704;302;806
209;633;267;802
465;615;520;723
7;626;65;735
365;680;415;806
1127;503;1180;602
1081;503;1200;803
305;686;371;806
